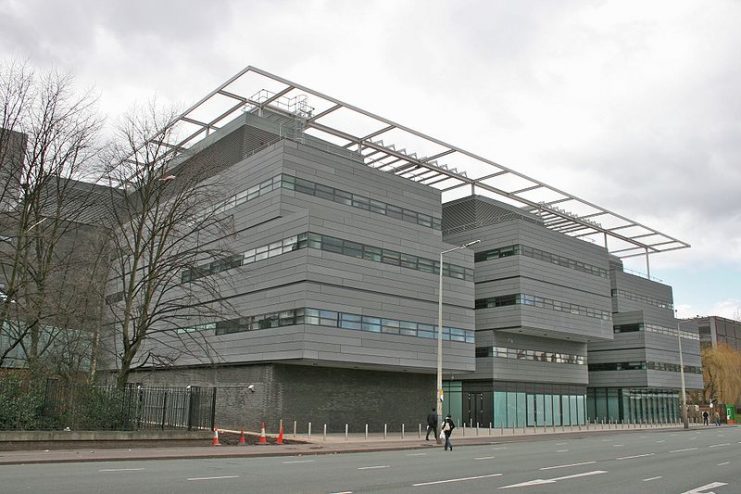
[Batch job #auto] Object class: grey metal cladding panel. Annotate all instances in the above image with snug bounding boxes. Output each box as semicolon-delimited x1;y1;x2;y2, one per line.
612;311;645;325
491;333;588;355
490;358;588;384
588;331;645;351
303;282;474;329
645;371;703;390
587;371;649;388
516;221;610;267
613;271;674;302
518;260;611;299
518;278;611;309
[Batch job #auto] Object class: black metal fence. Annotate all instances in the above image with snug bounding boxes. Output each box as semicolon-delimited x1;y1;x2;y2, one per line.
0;378;215;431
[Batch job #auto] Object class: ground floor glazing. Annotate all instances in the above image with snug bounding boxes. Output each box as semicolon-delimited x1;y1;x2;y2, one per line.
586;387;679;423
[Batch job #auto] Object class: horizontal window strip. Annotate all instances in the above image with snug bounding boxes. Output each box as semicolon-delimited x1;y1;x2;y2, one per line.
613;323;699;340
281;174;441;230
179;307;474;343
588;361;702;374
475;293;611;321
474;244;609;279
194;174;442;231
611;288;673;310
476;346;585;365
182;232;473;282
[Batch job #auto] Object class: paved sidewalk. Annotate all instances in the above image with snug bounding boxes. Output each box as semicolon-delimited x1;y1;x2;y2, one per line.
0;422;703;465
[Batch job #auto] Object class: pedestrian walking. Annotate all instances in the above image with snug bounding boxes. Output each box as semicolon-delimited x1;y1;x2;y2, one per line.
703;410;709;426
714;411;721;426
442;414;455;451
425;408;438;441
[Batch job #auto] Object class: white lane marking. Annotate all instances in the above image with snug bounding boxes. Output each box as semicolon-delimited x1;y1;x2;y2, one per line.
283;459;315;464
540;461;596;471
407;453;427;456
413;473;502;487
656;440;665;443
99;468;144;472
474;456;496;460
708;443;731;448
680;482;728;494
329;491;352;494
555;442;568;446
357;465;389;470
643;476;662;482
556;449;569;452
187;475;239;481
491;447;508;450
670;447;698;453
612;444;624;447
616;453;655;461
717;462;730;466
499;470;607;489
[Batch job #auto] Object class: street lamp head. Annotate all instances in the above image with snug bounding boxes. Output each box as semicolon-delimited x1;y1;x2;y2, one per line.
463;240;481;248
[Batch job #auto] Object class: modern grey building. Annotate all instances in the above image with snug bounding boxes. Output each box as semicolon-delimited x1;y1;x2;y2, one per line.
100;67;699;430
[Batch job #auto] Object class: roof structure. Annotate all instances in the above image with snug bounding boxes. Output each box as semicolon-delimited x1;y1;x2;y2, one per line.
137;65;689;265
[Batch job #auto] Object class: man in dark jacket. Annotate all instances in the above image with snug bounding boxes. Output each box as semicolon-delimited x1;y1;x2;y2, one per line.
425;408;438;440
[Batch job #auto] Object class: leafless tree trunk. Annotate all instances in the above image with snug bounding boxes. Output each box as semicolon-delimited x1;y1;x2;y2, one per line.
101;102;235;389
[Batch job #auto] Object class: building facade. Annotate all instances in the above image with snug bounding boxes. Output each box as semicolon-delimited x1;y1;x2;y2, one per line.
93;67;700;431
681;316;741;351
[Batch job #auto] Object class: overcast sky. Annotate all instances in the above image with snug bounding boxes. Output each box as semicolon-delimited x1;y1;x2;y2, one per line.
2;0;739;320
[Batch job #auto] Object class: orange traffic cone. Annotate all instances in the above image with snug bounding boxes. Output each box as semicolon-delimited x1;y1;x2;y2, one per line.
239;429;246;446
258;421;268;445
276;420;284;445
211;428;221;446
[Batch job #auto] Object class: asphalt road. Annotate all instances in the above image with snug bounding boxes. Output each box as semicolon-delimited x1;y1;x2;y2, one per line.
2;426;739;493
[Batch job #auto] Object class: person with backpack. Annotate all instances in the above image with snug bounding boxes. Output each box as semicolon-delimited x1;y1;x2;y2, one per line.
442;414;456;451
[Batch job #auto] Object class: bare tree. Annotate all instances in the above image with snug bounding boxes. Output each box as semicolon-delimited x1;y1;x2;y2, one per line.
101;102;235;389
0;60;105;379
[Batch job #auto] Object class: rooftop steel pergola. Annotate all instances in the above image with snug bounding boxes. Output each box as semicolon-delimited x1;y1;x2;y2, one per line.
140;65;689;275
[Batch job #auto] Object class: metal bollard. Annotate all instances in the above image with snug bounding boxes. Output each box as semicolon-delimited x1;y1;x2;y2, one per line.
384;423;387;440
418;423;422;439
402;423;405;439
345;423;349;441
323;424;327;442
308;422;312;439
293;420;297;438
462;424;465;437
365;424;368;440
476;422;479;436
489;423;492;436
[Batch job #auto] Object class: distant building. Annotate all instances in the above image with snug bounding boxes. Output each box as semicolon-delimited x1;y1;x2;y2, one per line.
680;316;741;351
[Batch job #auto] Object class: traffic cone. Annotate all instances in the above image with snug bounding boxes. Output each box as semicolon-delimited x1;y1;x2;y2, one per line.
211;428;221;446
276;420;284;445
258;421;268;445
239;429;246;446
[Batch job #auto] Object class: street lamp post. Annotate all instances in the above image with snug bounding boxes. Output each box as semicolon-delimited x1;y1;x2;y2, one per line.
437;239;480;443
676;310;689;429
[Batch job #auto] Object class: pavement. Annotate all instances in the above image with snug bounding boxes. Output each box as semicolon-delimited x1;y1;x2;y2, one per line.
0;422;703;465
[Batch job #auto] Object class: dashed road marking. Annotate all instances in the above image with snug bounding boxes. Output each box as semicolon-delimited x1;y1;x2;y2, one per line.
283;459;315;464
99;468;144;472
413;473;502;487
540;461;595;470
708;443;730;448
717;462;730;466
406;453;427;456
556;449;568;453
670;447;698;453
617;453;655;461
187;475;239;481
612;444;624;447
358;465;389;470
642;476;662;482
656;440;665;443
474;456;496;460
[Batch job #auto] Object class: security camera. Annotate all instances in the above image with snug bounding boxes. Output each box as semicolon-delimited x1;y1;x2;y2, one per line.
247;384;255;393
